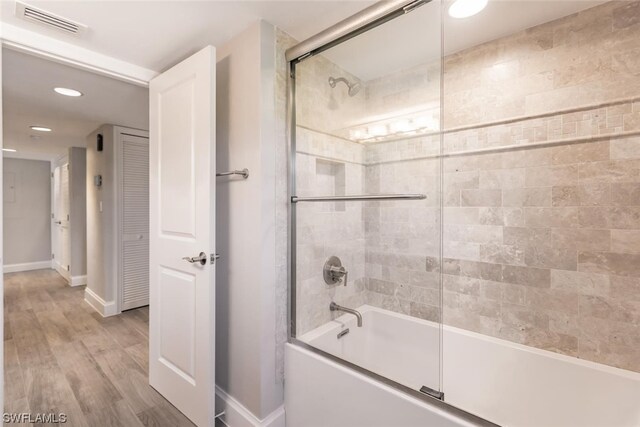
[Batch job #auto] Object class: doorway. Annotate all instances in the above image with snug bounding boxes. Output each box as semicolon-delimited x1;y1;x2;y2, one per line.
1;48;195;426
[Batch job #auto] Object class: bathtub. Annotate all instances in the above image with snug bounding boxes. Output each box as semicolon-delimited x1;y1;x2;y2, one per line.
286;305;640;427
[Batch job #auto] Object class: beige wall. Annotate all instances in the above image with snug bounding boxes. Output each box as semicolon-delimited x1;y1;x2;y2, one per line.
69;147;87;278
215;21;284;420
86;125;117;302
3;158;51;266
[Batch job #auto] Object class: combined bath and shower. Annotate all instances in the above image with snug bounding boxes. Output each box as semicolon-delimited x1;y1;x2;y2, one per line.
328;76;361;96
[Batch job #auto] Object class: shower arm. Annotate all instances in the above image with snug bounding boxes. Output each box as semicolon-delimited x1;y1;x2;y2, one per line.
329;77;349;88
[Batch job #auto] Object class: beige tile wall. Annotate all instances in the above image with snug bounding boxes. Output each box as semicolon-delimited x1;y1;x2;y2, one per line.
291;1;640;372
437;1;640;372
444;1;640;129
362;1;640;372
294;54;369;335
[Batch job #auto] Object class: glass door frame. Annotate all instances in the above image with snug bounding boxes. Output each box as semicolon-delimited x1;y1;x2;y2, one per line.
285;1;494;424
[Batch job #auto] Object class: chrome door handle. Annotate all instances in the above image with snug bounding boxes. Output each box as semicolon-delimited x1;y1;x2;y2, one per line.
183;252;207;265
55;221;62;224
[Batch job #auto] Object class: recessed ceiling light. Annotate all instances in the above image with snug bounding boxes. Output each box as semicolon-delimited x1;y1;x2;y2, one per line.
449;0;488;18
2;148;17;152
30;126;52;132
54;87;83;97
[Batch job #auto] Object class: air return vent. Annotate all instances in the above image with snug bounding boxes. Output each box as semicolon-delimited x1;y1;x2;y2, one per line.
15;1;87;36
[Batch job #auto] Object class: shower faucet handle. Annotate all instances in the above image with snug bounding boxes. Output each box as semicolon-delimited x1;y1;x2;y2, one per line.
323;256;348;287
330;266;348;287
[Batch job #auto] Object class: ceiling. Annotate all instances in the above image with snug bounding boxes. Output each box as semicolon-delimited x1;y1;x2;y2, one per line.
323;0;607;81
0;0;376;72
3;48;148;159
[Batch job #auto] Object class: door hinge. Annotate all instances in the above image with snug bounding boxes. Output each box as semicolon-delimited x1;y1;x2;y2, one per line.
420;385;444;401
67;265;70;271
52;253;55;259
67;214;70;220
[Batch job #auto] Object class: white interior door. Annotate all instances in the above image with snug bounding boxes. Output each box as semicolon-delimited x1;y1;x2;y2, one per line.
149;46;216;427
60;163;70;271
52;166;61;265
52;164;70;272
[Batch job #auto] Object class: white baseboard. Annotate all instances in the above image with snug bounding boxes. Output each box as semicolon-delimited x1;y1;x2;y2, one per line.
84;287;118;317
53;260;71;281
70;275;87;287
215;386;285;427
4;260;52;273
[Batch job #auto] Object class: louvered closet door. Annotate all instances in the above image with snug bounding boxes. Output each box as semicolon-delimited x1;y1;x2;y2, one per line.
121;133;150;310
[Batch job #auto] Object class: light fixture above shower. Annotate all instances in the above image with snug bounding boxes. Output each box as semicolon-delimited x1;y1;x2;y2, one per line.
328;76;361;97
337;105;440;144
448;0;488;18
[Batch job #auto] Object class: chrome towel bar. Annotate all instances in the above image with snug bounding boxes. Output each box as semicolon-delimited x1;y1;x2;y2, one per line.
216;168;249;179
291;194;426;203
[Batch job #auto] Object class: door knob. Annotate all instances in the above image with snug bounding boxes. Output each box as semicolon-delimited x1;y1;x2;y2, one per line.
182;252;207;265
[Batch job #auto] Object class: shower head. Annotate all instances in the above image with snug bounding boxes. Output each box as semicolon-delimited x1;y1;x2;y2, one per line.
328;76;361;97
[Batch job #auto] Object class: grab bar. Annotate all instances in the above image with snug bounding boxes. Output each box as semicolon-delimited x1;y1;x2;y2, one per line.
291;194;426;203
216;168;249;179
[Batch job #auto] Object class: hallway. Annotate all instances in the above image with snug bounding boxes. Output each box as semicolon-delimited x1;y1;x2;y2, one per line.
3;269;194;426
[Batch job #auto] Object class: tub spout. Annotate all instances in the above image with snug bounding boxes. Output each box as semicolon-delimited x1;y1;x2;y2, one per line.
330;302;363;327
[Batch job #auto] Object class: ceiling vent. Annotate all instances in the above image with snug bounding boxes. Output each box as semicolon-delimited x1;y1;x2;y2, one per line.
15;1;87;36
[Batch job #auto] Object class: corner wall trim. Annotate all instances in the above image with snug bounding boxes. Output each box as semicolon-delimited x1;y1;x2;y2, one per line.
214;386;285;427
0;23;157;86
70;275;87;287
3;261;52;273
84;287;118;317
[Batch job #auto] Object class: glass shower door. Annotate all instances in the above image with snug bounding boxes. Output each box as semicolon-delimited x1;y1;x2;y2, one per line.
290;0;444;398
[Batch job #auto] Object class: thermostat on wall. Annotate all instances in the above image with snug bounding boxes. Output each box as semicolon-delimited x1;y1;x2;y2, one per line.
94;175;102;187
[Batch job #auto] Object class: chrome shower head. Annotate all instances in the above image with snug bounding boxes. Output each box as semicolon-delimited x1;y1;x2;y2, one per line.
328;76;361;97
348;81;362;96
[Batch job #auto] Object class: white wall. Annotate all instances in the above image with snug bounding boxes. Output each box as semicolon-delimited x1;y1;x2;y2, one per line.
1;43;4;416
3;158;51;269
69;147;87;279
215;20;284;424
86;125;117;305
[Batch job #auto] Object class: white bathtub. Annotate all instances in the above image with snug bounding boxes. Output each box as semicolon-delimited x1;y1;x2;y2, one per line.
287;305;640;427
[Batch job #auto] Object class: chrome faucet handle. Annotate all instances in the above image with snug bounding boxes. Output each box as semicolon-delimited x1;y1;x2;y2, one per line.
329;265;348;287
323;256;349;286
340;267;349;286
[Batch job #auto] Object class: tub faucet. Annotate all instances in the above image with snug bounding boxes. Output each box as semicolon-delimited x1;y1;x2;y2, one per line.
330;302;363;327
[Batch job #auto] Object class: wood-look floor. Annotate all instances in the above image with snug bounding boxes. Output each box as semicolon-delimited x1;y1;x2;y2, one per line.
4;269;195;426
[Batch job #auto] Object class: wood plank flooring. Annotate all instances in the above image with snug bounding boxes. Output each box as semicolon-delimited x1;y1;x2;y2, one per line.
3;269;195;426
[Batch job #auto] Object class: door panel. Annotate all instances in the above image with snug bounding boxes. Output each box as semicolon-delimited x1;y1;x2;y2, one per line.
149;46;216;427
158;80;197;237
159;267;196;379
